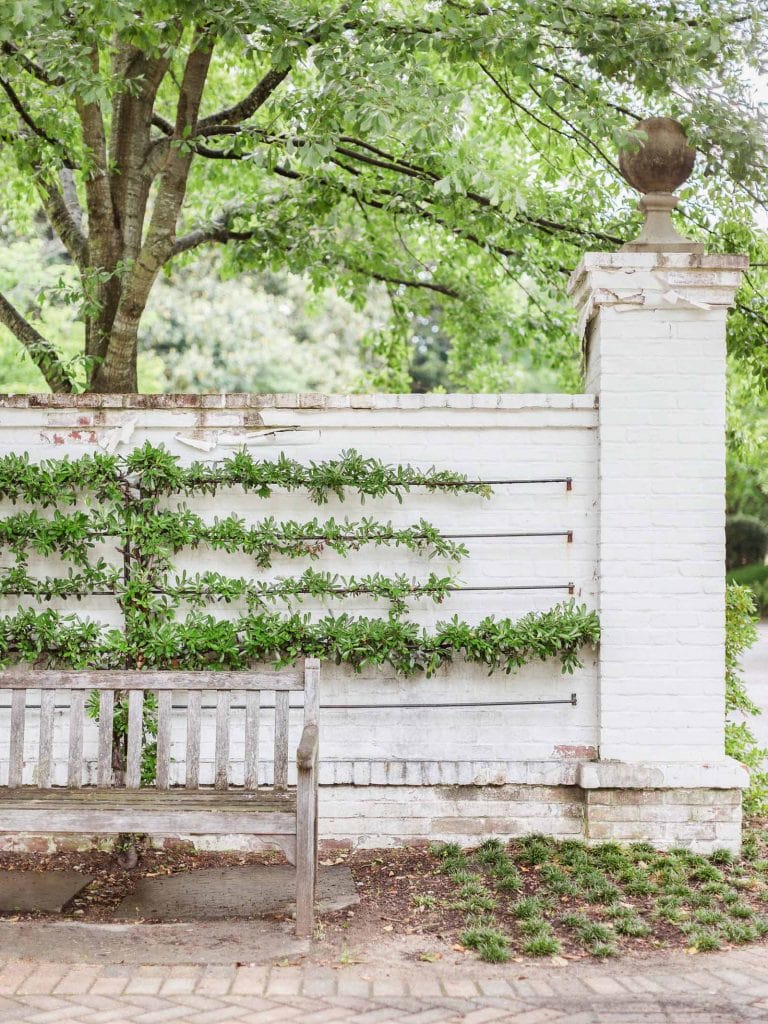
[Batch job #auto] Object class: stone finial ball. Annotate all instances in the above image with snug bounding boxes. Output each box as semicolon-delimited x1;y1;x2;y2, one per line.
618;117;696;194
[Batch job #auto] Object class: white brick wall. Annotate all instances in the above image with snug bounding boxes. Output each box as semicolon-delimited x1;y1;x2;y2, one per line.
0;394;599;792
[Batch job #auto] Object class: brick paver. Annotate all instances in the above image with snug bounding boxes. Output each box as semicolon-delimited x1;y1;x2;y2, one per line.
2;946;768;1022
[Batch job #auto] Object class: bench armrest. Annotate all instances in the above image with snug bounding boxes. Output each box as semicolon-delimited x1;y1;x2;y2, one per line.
297;723;319;770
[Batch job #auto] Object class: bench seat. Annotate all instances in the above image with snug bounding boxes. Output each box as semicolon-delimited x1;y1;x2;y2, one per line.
0;660;321;936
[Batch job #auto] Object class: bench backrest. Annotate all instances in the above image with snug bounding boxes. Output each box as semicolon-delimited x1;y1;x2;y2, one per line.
0;660;319;791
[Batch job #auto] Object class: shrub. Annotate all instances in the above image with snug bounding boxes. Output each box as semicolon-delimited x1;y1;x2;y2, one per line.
726;515;768;571
728;564;768;618
725;584;768;814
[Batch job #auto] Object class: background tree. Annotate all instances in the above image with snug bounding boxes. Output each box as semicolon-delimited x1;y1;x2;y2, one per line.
0;0;766;394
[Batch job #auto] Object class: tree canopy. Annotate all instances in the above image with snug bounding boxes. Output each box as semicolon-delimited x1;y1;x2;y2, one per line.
0;0;766;394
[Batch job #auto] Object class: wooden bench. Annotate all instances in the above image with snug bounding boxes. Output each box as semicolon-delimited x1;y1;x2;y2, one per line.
0;658;320;936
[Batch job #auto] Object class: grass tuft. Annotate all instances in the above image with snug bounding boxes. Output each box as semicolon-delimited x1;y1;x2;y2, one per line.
511;897;549;920
690;931;722;952
461;925;509;963
522;934;561;957
590;943;618;958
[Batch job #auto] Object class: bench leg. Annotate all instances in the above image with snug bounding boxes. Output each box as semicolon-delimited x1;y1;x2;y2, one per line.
296;765;317;938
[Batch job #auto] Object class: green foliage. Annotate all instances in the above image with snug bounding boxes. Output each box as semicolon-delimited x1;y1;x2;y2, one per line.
141;261;379;394
515;834;554;866
610;910;651;938
727;564;768;618
0;444;492;505
522;934;561;957
0;601;600;677
726;361;768;513
1;1;767;393
725;583;768;814
460;925;510;963
0;444;599;786
689;930;722;952
510;897;548;920
0;443;600;676
726;515;768;572
561;912;616;953
85;690;158;786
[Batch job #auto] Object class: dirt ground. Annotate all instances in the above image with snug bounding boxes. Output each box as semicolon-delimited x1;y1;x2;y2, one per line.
3;839;768;965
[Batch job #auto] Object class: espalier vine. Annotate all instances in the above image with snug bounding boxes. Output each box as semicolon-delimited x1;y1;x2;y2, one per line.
0;443;599;676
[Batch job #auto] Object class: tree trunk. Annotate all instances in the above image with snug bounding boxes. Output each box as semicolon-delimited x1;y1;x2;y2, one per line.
89;316;139;392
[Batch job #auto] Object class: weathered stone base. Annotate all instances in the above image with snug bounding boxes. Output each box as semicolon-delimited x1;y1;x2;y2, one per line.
320;783;586;846
0;763;747;855
584;788;742;853
577;759;749;854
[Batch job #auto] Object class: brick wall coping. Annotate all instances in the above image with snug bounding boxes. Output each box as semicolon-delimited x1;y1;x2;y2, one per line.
0;393;597;412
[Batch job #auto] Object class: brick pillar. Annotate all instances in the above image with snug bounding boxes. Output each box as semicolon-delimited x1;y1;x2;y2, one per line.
568;252;750;852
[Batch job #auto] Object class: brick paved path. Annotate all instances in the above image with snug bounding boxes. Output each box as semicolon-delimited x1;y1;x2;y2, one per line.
2;947;768;1023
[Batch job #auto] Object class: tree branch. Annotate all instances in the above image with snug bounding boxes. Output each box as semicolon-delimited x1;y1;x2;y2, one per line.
171;207;461;298
361;269;460;298
59;168;85;234
98;37;214;390
35;174;89;268
0;42;65;87
196;66;290;132
171;202;254;256
0;75;76;166
478;61;620;174
0;293;73;393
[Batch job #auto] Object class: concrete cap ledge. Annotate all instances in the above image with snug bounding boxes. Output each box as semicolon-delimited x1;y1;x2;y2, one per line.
0;393;597;412
578;759;749;791
568;250;749;293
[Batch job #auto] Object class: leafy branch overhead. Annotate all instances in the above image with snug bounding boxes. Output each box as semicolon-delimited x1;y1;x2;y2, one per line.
0;443;599;675
0;2;765;393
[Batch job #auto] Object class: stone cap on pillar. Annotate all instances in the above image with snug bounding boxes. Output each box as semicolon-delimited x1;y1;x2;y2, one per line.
567;251;748;339
578;758;749;791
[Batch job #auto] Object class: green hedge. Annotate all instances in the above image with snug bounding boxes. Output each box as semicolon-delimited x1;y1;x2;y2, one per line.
726;515;768;572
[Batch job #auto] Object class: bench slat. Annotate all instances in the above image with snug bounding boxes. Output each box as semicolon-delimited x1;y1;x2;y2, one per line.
215;691;231;791
0;806;297;835
244;690;259;790
38;690;54;788
0;788;294;806
156;691;172;790
304;659;319;725
125;691;143;789
274;691;289;790
67;690;84;788
0;670;303;691
97;690;114;787
185;691;201;789
9;690;25;788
